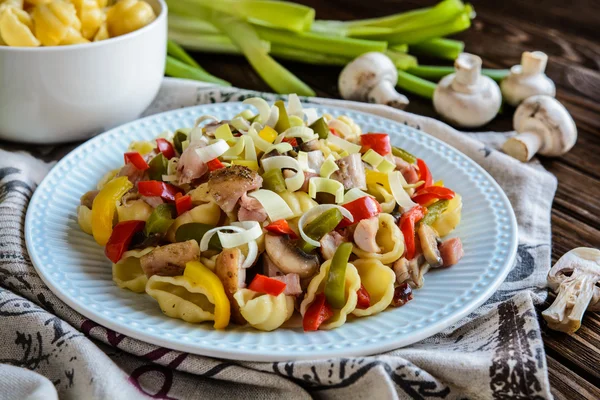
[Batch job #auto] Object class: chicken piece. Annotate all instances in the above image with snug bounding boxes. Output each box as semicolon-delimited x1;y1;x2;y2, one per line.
354;217;381;253
140;240;200;278
208;165;263;213
177;141;208;185
80;190;99;209
298;171;319;193
237;192;268;223
439;238;464;267
272;273;303;296
332;153;366;190
394;156;420;184
215;248;246;324
306;151;325;172
117;162;147;185
319;231;346;260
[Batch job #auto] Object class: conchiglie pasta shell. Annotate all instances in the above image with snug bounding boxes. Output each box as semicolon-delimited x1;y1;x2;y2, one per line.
166;201;221;242
0;7;40;46
234;289;294;331
116;199;153;222
145;275;216;324
33;1;81;46
188;182;212;205
431;194;462;237
351;259;395;317
300;260;360;330
112;247;154;293
77;205;93;235
352;213;404;265
106;0;154;37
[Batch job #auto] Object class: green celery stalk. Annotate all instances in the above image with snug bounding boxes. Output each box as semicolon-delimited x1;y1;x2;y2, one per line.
167;39;200;68
168;30;271;54
270;44;350;66
407;65;510;82
167;0;315;33
211;12;315;96
255;26;387;59
396;70;436;99
382;10;472;45
168;14;220;34
409;38;464;60
385;50;418;70
165;56;231;86
392;44;408;53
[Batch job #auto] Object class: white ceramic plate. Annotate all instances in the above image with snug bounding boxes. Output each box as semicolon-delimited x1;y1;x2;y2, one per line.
25;102;517;361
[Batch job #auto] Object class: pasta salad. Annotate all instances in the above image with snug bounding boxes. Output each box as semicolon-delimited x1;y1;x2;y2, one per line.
77;96;464;332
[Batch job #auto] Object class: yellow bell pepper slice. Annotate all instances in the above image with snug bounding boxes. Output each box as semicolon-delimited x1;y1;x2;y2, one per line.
365;169;390;192
184;261;231;329
231;159;259;171
258;126;277;144
91;176;133;246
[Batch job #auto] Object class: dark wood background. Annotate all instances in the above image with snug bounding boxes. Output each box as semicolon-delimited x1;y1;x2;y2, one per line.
191;1;600;398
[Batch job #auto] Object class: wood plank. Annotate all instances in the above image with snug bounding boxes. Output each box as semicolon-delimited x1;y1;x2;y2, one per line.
547;355;600;400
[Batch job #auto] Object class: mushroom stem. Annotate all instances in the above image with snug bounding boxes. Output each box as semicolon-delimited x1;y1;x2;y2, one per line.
503;132;542;162
452;53;481;91
369;80;410;109
521;51;548;75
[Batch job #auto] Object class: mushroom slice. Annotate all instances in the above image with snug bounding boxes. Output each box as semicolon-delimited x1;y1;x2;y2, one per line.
215;248;246;324
417;224;442;268
354;217;381;253
542;247;600;334
264;233;319;279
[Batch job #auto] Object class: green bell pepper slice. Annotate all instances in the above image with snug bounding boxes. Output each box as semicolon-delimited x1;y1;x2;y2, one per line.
324;242;352;309
299;208;343;253
173;129;189;154
148;153;168;181
309;117;329;140
175;222;222;250
262;168;287;193
392;146;417;164
422;200;449;226
144;204;175;236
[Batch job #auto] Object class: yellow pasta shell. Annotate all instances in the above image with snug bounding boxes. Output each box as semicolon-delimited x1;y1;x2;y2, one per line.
112;247;154;293
106;0;155;37
234;290;295;331
351;259;395;317
352;213;405;265
0;7;40;46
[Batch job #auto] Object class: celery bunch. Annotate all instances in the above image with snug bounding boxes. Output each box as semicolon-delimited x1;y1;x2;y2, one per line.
166;0;482;96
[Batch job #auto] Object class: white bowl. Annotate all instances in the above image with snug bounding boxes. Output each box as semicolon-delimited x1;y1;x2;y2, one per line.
0;0;167;144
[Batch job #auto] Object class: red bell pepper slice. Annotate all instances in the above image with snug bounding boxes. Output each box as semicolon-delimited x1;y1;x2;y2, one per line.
137;181;182;202
303;293;334;331
207;158;225;171
416;158;433;188
175;193;193;216
123;152;149;171
156;138;176;160
248;274;287;296
282;137;298;147
412;186;455;205
360;133;391;156
399;205;427;260
104;220;145;263
356;284;371;309
329;127;340;137
265;219;298;239
338;196;382;228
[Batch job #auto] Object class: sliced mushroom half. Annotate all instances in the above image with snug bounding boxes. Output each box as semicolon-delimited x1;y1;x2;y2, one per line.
215;248;246;324
264;234;320;279
417;224;442;268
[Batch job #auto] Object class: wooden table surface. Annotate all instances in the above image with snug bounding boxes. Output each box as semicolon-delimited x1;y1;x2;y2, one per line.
190;1;600;398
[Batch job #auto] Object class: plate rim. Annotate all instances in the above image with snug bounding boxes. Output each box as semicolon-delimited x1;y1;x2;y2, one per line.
25;102;518;361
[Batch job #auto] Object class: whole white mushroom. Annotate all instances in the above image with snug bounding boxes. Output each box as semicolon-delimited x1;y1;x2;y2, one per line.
501;51;556;106
503;95;577;162
433;53;502;128
338;52;409;109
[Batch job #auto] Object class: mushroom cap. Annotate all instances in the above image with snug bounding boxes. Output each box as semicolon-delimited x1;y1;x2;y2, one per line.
264;233;319;278
548;247;600;291
433;73;502;128
513;95;577;156
338;52;398;101
501;51;556;106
